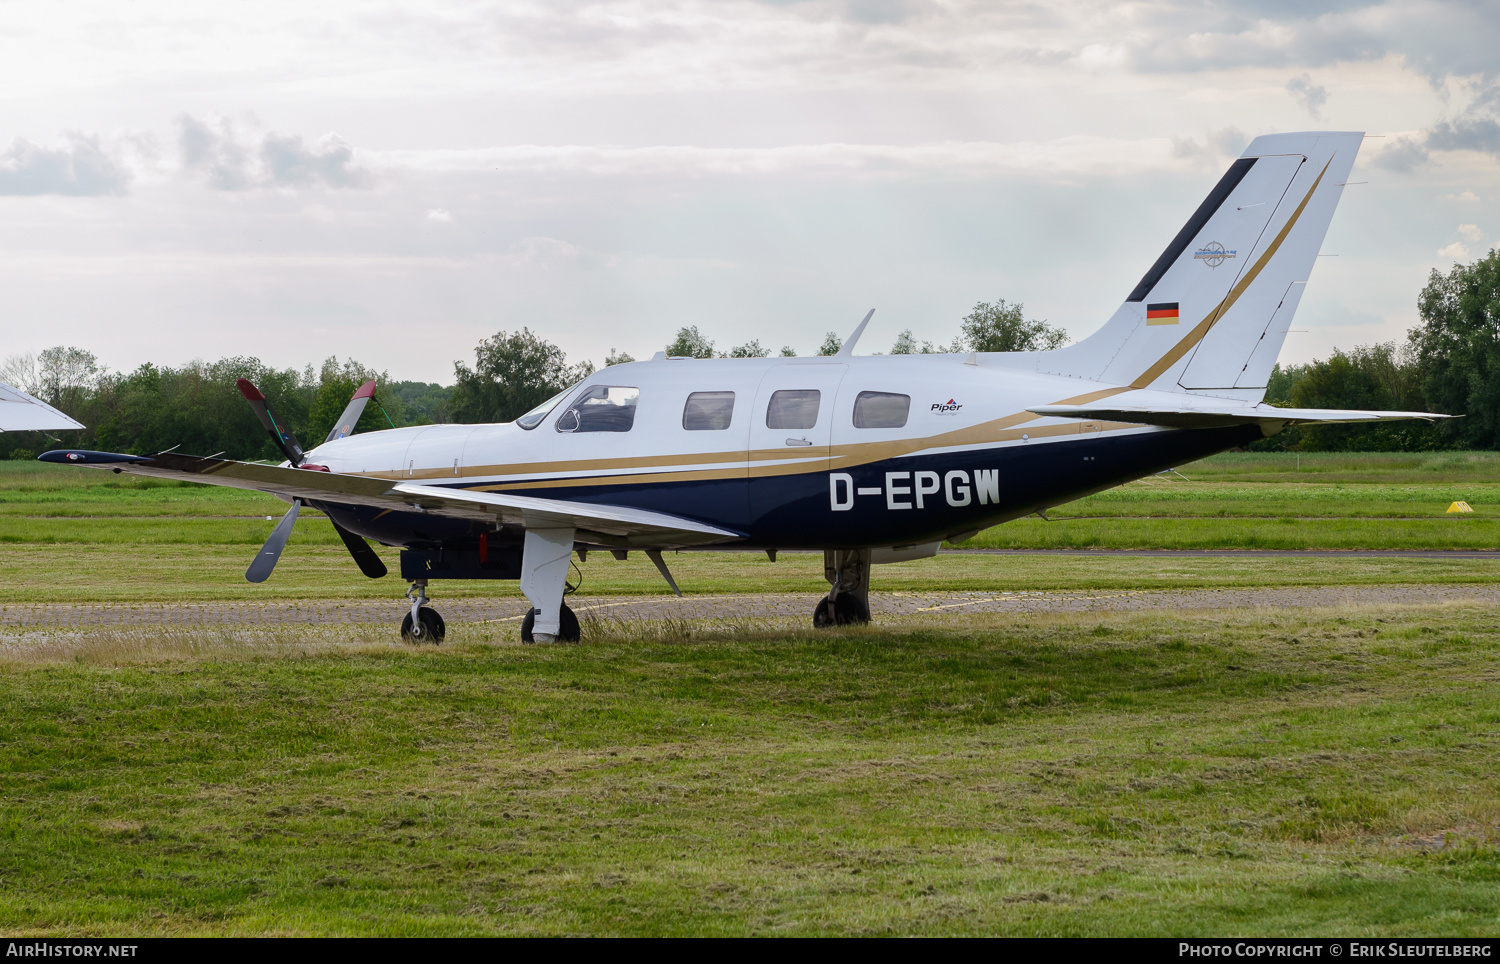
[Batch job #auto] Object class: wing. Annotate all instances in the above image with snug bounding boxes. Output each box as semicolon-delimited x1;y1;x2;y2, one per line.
1;383;83;431
39;449;743;547
1029;389;1450;430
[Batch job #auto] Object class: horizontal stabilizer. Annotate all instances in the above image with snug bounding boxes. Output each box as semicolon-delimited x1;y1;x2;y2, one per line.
1030;398;1449;430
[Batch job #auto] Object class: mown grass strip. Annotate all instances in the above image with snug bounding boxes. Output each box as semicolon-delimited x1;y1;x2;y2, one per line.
960;517;1500;550
0;605;1497;935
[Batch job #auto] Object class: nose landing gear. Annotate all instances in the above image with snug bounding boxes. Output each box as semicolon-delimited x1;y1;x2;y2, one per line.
401;580;446;644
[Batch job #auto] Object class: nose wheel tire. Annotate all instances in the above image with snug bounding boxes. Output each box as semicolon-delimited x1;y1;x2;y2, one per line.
401;607;446;644
813;594;870;628
521;604;581;643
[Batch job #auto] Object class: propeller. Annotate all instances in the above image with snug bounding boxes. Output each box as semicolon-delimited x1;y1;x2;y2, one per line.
330;517;388;578
237;378;389;582
237;378;307;466
325;379;378;443
247;498;301;583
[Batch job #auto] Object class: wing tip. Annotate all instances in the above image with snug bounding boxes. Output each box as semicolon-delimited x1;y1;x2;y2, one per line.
38;449;152;465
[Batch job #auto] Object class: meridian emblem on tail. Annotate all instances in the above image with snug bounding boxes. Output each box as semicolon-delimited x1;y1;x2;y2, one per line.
1192;241;1235;267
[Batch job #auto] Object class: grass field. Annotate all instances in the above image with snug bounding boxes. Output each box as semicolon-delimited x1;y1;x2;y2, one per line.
3;604;1500;935
3;453;1500;935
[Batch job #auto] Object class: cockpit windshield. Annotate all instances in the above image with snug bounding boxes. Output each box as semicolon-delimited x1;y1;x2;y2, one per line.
515;383;579;430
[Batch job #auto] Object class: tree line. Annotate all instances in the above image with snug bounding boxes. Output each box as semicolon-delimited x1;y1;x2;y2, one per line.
5;250;1498;459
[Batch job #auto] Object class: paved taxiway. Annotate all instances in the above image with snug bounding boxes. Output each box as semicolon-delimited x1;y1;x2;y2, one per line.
3;583;1499;631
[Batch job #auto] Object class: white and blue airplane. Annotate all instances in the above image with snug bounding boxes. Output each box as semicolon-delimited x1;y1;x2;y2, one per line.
42;131;1443;642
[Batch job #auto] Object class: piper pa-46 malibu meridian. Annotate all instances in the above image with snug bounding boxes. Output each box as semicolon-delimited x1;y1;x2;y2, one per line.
43;131;1444;642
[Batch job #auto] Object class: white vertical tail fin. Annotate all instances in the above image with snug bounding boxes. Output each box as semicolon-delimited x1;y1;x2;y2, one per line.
1018;131;1363;400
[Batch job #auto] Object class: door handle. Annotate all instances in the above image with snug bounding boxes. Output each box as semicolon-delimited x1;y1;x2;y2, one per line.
785;438;812;447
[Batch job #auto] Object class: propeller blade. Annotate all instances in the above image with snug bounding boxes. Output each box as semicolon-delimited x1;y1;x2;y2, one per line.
324;379;378;444
330;518;388;578
236;378;306;466
246;499;301;583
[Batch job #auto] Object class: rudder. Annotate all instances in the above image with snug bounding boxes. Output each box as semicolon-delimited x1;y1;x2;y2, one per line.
1026;131;1363;401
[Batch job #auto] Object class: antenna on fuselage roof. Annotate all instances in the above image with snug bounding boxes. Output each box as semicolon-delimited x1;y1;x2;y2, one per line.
834;309;875;358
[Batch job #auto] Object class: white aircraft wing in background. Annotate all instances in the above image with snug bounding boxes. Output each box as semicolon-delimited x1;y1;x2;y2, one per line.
0;383;83;432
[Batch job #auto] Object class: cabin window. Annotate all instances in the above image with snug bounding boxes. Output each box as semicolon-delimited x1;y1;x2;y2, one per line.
683;391;735;430
766;389;820;430
555;386;639;433
853;391;910;429
516;382;580;430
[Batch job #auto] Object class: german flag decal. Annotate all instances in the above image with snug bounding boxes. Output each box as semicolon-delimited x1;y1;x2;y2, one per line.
1146;302;1180;326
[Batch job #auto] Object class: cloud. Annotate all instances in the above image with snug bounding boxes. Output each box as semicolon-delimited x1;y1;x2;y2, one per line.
1286;73;1327;119
176;115;372;191
1171;127;1247;162
1372;136;1429;173
0;133;130;196
1439;191;1481;202
177;115;254;190
1428;116;1500;160
260;132;371;189
1437;241;1470;260
1458;223;1483;242
376;136;1204;181
425;208;452;222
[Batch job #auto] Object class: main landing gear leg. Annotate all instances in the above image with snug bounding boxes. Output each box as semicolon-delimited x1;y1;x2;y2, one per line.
401;579;446;644
814;549;872;627
520;526;581;643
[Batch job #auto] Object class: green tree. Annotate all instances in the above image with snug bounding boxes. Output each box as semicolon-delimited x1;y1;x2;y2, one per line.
385;381;453;425
818;332;842;356
306;357;393;443
665;326;716;358
728;340;769;358
959;300;1068;352
778;345;796;357
605;349;636;367
1254;344;1445;452
451;328;591;424
889;329;961;354
1411;249;1500;448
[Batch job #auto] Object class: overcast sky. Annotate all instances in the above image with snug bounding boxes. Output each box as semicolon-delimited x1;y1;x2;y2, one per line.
1;0;1497;383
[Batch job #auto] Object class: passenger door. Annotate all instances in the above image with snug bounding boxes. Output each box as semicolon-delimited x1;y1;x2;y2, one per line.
746;360;848;532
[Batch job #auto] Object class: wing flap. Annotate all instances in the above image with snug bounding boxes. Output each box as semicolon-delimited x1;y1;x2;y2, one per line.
391;483;741;544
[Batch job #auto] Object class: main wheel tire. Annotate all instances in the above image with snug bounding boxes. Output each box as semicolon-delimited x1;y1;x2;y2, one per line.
401;607;446;644
521;603;581;643
833;593;870;625
813;595;870;628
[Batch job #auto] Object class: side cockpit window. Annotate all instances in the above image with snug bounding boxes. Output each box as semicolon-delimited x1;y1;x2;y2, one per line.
853;391;910;429
766;390;820;430
683;391;735;430
556;386;639;433
516;383;578;430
